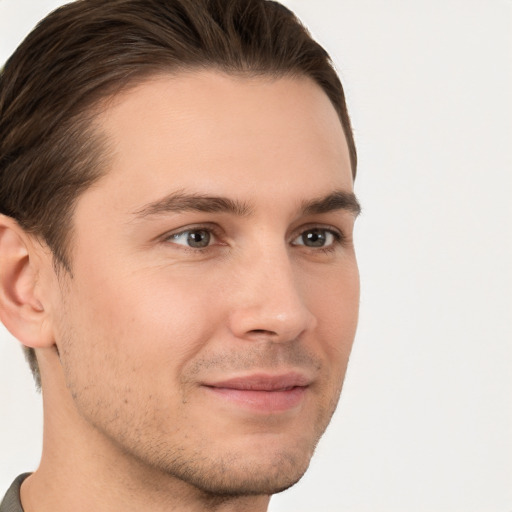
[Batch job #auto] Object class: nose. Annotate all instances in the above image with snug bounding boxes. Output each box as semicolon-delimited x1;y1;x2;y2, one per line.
227;246;317;343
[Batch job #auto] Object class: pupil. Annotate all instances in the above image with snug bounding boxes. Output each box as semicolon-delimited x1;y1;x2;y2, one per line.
304;229;325;247
187;230;210;248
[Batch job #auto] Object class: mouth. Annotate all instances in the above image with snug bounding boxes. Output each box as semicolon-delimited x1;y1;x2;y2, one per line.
202;373;311;413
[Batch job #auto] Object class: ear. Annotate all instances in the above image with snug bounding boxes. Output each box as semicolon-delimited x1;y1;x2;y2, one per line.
0;214;55;349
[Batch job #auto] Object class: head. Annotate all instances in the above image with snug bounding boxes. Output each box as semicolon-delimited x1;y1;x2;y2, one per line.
0;0;359;501
0;0;356;390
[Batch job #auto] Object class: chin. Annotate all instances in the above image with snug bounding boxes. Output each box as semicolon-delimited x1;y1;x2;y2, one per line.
153;439;315;498
177;456;311;498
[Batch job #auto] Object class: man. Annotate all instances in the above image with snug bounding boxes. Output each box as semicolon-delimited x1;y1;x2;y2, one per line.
0;0;360;510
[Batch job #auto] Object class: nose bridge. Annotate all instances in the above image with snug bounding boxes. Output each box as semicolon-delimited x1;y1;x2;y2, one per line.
228;242;316;342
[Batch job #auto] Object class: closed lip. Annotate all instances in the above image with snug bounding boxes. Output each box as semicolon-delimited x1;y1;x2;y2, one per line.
202;372;312;391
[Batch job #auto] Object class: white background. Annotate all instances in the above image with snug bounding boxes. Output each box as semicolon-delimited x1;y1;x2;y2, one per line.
1;1;511;511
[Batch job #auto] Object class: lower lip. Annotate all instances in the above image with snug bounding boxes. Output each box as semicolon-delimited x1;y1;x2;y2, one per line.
204;386;307;413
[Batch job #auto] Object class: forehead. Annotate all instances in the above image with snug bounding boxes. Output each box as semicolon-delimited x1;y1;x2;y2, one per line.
87;70;353;212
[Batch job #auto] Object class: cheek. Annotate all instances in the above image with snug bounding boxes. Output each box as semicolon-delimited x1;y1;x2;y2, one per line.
307;261;360;345
67;266;225;373
55;268;225;432
305;261;359;410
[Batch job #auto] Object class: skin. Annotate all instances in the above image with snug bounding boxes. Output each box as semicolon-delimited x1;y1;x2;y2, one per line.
0;71;359;512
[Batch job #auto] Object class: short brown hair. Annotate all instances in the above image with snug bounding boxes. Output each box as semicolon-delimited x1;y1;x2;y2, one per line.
0;0;357;387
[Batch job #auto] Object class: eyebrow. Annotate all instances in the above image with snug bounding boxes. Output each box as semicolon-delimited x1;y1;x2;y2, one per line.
132;189;361;219
302;190;361;217
132;190;252;218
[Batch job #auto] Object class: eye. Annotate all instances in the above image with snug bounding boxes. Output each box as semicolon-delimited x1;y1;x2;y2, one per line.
292;228;339;248
169;229;213;248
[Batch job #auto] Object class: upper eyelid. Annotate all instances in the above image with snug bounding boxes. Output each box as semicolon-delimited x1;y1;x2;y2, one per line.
290;227;343;247
160;223;223;240
290;223;345;240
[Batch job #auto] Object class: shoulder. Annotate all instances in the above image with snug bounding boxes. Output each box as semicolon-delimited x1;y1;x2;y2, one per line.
0;474;31;512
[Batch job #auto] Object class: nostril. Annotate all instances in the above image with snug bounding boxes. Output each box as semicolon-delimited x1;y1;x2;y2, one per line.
249;329;277;336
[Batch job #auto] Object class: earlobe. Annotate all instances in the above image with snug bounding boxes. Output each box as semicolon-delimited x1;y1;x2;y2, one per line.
0;215;55;349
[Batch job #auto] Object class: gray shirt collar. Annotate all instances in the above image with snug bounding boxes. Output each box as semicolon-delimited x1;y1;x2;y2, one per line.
0;474;30;512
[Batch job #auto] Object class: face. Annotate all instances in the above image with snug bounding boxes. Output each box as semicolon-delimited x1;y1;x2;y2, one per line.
50;71;359;496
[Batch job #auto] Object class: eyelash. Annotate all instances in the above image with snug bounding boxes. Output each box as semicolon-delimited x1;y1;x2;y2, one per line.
162;224;345;253
292;227;344;254
163;224;224;252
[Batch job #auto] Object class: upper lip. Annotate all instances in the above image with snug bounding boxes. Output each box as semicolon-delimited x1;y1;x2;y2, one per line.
203;372;312;391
